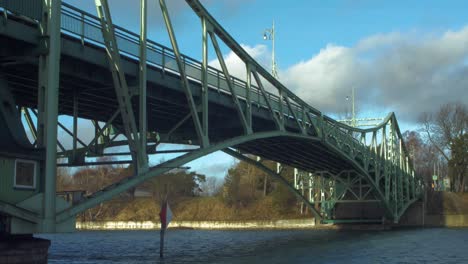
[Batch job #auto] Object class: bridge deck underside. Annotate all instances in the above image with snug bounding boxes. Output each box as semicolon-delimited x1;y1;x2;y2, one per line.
236;138;352;174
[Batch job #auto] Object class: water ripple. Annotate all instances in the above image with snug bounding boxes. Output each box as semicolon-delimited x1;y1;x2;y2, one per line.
39;228;468;264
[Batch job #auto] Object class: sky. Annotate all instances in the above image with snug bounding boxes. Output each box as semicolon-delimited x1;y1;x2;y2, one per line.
61;0;468;179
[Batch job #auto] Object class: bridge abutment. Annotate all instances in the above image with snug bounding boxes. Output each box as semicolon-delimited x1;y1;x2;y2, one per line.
395;200;425;226
0;235;50;264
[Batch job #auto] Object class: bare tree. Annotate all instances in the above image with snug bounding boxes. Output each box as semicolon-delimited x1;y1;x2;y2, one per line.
200;176;223;196
420;103;467;160
420;102;468;192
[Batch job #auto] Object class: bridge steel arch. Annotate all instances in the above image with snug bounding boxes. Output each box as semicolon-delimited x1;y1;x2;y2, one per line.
0;0;424;233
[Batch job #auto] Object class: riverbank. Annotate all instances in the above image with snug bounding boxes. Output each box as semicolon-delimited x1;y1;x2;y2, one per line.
76;220;398;230
76;219;317;230
75;192;468;230
78;196;312;222
77;213;468;231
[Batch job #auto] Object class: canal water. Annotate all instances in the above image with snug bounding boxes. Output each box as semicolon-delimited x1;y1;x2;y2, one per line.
39;228;468;263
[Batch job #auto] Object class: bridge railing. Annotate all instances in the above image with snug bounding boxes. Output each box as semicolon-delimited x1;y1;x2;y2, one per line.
0;0;42;20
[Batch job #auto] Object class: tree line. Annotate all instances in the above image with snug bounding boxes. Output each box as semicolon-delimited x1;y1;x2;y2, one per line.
56;157;302;220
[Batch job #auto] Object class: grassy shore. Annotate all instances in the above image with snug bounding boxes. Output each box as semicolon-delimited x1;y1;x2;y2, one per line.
80;191;468;223
82;196;312;222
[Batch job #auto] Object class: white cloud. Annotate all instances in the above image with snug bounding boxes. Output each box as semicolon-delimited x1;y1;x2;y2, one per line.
192;28;468;172
282;44;367;113
212;26;468;122
208;44;270;81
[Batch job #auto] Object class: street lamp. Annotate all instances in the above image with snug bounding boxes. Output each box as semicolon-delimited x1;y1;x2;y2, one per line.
263;21;278;79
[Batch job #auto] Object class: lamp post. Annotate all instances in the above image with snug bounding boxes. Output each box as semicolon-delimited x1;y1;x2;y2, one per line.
346;86;356;127
345;86;356;127
263;21;278;79
261;21;278;197
339;87;384;128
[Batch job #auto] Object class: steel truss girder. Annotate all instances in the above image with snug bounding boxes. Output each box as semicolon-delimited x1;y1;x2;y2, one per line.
317;170;376;202
23;106;157;167
27;108;82;155
294;169;380;219
320;113;424;222
94;0;146;171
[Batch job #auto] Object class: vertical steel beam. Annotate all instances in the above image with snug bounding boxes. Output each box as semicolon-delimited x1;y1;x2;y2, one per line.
201;16;210;141
139;0;148;170
294;168;298;188
309;173;313;202
72;89;78;162
301;107;307;132
80;13;85;46
278;90;284;124
245;64;252;131
38;0;61;232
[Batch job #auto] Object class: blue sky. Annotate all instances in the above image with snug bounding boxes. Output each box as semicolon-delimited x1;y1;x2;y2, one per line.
61;0;468;178
203;0;468;66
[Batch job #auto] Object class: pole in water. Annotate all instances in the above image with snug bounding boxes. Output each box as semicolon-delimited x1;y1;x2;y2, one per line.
160;227;165;258
159;184;172;258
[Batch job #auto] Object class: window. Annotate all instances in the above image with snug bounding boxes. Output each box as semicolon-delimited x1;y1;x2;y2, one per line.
14;159;36;189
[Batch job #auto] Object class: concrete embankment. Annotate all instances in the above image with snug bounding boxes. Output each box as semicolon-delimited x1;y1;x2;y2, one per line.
76;219;317;230
399;213;468;227
424;191;468;227
76;214;468;231
398;193;468;227
424;215;468;227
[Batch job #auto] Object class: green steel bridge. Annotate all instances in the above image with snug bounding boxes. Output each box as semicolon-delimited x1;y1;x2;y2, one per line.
0;0;424;234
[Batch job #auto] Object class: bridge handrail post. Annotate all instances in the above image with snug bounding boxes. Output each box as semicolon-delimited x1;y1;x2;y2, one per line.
162;47;166;73
217;70;220;93
79;12;85;45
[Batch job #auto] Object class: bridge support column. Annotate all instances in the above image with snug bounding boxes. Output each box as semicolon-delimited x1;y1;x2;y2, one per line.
138;0;149;171
37;0;62;232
